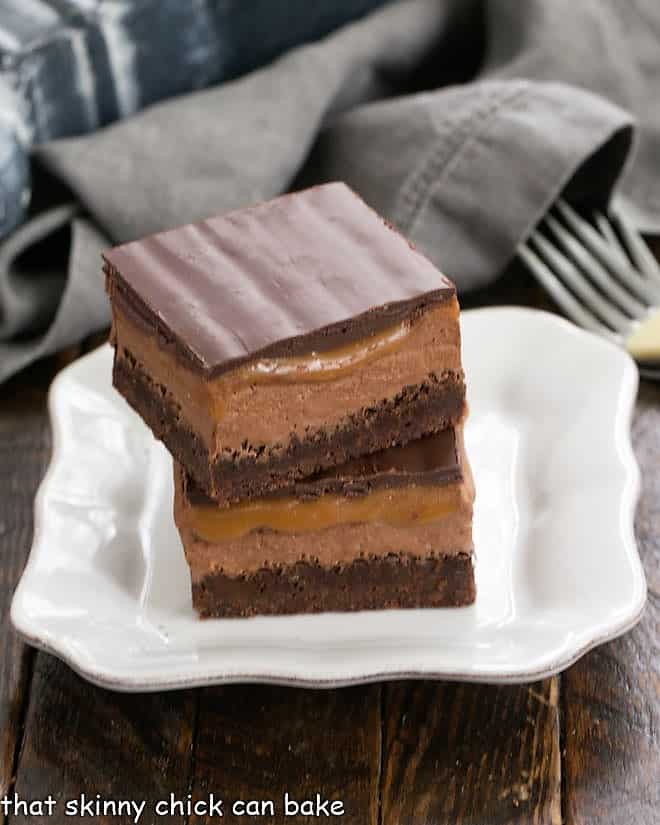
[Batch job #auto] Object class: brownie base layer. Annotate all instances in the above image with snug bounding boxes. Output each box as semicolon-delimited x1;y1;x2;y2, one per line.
192;553;476;618
114;352;465;503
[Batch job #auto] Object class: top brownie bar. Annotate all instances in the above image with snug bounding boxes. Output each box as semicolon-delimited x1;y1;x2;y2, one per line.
104;182;455;375
105;183;466;502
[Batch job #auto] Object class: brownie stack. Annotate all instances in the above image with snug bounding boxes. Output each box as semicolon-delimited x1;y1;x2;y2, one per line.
104;183;475;617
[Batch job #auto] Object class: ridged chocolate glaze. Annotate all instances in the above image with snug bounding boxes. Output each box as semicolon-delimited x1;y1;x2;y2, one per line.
183;429;462;507
192;553;476;618
103;182;456;377
113;351;465;503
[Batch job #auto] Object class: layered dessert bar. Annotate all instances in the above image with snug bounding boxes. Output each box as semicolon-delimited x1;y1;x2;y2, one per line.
174;426;475;617
104;183;465;502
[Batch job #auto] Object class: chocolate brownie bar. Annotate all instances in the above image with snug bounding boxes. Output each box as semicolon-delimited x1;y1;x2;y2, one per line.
174;427;475;617
104;183;465;502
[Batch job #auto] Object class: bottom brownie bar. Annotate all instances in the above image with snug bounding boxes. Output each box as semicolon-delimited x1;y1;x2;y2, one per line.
174;427;475;618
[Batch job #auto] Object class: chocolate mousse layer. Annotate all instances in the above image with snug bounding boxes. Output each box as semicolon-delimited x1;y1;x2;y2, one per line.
174;427;475;617
105;183;465;502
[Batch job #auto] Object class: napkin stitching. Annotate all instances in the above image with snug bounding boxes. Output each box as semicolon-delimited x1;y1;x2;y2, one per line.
392;83;529;236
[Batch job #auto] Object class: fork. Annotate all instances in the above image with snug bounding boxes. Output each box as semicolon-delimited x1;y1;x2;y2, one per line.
518;198;660;380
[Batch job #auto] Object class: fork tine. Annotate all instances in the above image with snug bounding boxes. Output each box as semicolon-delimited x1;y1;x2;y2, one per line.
555;199;660;305
544;213;647;318
530;231;631;332
611;207;660;285
518;243;618;339
593;210;629;264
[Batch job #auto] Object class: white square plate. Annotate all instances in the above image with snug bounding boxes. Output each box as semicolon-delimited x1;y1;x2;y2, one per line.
11;308;646;690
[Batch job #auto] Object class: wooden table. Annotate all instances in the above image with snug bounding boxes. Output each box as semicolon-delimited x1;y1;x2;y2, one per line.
1;265;658;824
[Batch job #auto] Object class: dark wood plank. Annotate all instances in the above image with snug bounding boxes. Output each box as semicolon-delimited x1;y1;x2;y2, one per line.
563;381;660;825
380;679;562;825
189;684;381;824
0;356;72;805
12;655;197;824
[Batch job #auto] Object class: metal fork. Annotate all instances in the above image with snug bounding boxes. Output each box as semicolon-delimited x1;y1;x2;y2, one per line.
518;198;660;381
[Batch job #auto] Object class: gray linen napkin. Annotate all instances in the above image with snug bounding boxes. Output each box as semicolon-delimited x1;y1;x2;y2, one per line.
2;0;657;384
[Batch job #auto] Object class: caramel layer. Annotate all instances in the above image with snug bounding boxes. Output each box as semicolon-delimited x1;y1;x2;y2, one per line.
112;297;462;449
245;321;410;383
181;483;460;542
